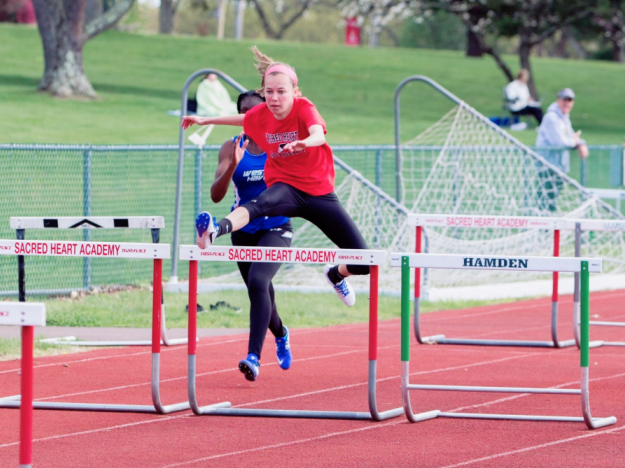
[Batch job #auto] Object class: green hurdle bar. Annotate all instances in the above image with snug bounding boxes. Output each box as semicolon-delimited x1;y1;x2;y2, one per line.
398;253;616;430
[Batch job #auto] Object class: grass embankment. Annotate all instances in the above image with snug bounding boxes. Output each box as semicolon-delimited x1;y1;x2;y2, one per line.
1;24;623;146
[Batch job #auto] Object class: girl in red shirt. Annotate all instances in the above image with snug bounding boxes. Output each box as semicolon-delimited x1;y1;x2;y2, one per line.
183;47;368;310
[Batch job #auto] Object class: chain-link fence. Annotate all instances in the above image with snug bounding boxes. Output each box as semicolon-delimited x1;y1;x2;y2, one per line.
0;143;621;295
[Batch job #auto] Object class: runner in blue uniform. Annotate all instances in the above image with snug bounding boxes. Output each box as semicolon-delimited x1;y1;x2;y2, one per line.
208;90;292;381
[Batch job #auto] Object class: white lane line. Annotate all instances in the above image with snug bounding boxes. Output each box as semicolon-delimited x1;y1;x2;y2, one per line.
437;425;625;468
156;419;406;468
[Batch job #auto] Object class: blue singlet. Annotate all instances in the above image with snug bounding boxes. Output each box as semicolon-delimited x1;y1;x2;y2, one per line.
231;136;290;234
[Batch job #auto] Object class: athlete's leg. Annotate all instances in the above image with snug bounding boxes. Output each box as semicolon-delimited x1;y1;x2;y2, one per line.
231;224;291;359
302;192;370;277
197;183;304;248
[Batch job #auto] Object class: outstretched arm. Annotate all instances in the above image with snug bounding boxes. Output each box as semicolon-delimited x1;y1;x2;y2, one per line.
282;125;326;152
211;134;248;203
181;114;245;130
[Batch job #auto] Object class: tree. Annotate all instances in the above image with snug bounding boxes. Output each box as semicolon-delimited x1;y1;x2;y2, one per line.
32;0;135;99
250;0;319;39
594;0;625;62
159;0;180;34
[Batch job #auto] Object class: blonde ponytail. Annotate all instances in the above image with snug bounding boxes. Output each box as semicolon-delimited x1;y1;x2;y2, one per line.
250;46;276;79
250;46;299;96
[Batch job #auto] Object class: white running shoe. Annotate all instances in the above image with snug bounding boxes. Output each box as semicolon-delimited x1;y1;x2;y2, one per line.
323;264;356;307
195;211;216;249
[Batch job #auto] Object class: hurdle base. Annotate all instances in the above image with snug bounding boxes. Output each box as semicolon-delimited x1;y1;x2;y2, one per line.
424;337;576;348
199;407;384;420
42;338;196;347
0;395;20;403
437;412;616;424
0;400;193;414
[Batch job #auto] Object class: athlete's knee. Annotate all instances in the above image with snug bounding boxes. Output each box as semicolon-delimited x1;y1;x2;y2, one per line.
346;264;370;276
247;274;272;296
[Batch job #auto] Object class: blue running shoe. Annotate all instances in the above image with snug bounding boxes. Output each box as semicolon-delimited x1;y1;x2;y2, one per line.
195;211;216;249
323;265;356;306
275;326;292;370
238;353;260;381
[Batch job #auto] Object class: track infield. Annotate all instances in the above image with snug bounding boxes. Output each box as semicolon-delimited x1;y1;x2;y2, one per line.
1;290;624;467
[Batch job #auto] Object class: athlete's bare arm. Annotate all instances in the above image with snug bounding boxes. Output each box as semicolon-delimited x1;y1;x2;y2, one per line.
281;125;325;152
211;134;248;203
182;114;245;130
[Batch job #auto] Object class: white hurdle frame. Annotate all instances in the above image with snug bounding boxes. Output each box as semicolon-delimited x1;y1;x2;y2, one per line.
409;214;575;348
181;245;405;420
10;216;187;346
393;252;616;429
567;218;625;348
0;302;46;468
0;239;211;414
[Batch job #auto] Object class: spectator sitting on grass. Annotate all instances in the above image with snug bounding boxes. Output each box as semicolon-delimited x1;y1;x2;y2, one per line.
196;73;238;117
504;69;543;125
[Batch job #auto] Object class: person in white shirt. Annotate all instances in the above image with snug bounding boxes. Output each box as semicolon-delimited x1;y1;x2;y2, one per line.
504;69;543;124
535;88;589;211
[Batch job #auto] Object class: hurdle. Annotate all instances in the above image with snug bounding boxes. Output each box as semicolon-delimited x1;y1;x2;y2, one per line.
409;214;575;348
0;302;46;468
181;245;405;421
10;216;188;346
0;239;211;414
393;252;616;429
568;218;625;348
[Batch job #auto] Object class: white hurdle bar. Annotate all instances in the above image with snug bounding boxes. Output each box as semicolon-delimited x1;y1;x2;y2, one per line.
393;253;616;429
10;216;188;347
0;239;203;414
181;245;404;420
566;218;625;348
408;214;574;348
0;302;46;468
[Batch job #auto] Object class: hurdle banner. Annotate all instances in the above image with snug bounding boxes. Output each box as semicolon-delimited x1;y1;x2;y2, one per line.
180;245;404;421
408;213;575;348
10;216;188;348
394;253;616;430
0;240;207;415
566;218;625;348
0;302;46;468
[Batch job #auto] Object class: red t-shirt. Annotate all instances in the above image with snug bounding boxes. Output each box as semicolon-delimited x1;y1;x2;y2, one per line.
243;98;335;196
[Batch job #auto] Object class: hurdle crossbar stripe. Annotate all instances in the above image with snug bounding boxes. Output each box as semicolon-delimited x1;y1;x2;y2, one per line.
407;213;567;230
0;242;195;416
391;253;602;273
410;214;575;349
0;240;169;259
180;245;386;265
0;303;46;327
184;246;403;421
398;255;616;430
10;216;165;230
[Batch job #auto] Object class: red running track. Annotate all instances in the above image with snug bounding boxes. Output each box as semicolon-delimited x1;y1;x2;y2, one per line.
1;291;625;467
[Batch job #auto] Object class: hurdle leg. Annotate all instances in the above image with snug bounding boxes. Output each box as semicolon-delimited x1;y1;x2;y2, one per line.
401;256;441;423
368;265;404;421
573;224;603;349
550;230;575;348
187;260;231;415
20;325;34;468
150;258;192;414
579;262;616;429
413;226;444;345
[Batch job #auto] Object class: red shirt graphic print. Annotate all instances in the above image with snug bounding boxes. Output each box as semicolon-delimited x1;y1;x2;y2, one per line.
243;98;335;196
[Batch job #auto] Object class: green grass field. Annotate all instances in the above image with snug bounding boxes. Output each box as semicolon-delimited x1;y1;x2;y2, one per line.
1;24;623;146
